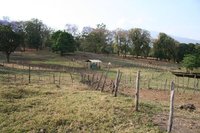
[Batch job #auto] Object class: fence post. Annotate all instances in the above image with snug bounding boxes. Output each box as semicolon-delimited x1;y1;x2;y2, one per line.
53;73;55;84
101;67;110;92
135;71;140;111
69;73;74;84
182;76;185;92
164;79;167;90
193;75;197;93
96;71;104;90
148;79;150;89
29;65;31;83
91;73;95;86
114;69;121;97
167;81;175;133
59;72;61;85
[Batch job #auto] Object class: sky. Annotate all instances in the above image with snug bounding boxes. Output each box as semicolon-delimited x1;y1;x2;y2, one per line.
0;0;200;40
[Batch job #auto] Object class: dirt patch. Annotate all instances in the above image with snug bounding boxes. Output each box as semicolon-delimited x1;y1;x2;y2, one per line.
116;88;200;133
136;89;200;133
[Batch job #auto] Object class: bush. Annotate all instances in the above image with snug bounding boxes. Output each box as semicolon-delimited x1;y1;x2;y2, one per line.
182;54;200;71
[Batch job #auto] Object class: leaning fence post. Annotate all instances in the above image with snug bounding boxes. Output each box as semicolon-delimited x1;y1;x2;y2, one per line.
69;72;74;84
135;71;140;111
96;71;104;90
167;81;175;133
101;67;110;92
114;69;121;97
29;65;31;83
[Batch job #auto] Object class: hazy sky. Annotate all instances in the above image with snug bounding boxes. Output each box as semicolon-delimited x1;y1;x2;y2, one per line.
0;0;199;40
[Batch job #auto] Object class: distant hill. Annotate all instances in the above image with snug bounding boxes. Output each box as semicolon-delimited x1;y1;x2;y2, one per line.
150;31;200;44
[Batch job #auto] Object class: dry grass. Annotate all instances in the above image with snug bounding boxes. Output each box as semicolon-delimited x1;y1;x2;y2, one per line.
0;83;163;133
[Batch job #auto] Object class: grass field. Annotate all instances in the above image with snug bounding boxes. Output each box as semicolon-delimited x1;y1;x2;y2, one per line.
0;50;200;133
0;83;163;133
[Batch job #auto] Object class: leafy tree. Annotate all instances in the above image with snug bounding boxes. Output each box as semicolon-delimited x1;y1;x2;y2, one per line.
0;18;25;51
129;28;151;58
81;23;109;53
114;28;129;57
24;18;51;50
0;25;20;62
51;31;76;55
176;43;198;63
182;54;200;71
153;33;178;62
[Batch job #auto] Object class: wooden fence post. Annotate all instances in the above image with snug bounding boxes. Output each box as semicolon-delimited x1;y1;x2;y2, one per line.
101;67;110;92
96;71;104;90
69;73;74;84
114;69;121;97
29;65;31;83
53;73;55;84
59;72;61;85
182;76;185;92
91;73;95;86
167;81;175;133
135;71;140;111
148;79;150;89
164;79;167;90
193;75;197;93
186;77;190;90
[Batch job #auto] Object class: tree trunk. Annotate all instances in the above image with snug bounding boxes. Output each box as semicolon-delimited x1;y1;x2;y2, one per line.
6;52;10;63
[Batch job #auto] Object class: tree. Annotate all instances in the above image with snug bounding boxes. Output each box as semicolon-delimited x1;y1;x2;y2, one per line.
0;18;25;51
24;18;51;50
182;54;200;72
129;28;151;58
0;25;20;62
51;31;76;56
65;24;78;36
153;33;178;62
114;28;129;57
80;23;109;53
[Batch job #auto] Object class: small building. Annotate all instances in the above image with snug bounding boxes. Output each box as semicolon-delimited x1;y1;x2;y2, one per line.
86;59;102;70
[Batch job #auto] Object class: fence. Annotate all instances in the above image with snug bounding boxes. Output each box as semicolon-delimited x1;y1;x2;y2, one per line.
0;61;199;92
80;70;200;96
0;62;81;85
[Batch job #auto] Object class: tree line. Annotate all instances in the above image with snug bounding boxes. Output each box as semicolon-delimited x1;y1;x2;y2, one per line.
0;17;200;70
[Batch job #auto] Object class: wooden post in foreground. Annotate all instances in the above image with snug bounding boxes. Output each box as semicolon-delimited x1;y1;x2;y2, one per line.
135;71;140;111
167;81;175;133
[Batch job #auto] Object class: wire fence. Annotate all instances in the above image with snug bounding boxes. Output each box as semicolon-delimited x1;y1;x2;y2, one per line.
0;62;199;93
0;62;81;85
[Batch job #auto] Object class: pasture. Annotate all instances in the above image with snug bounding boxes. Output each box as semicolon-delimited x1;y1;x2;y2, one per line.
0;50;200;133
